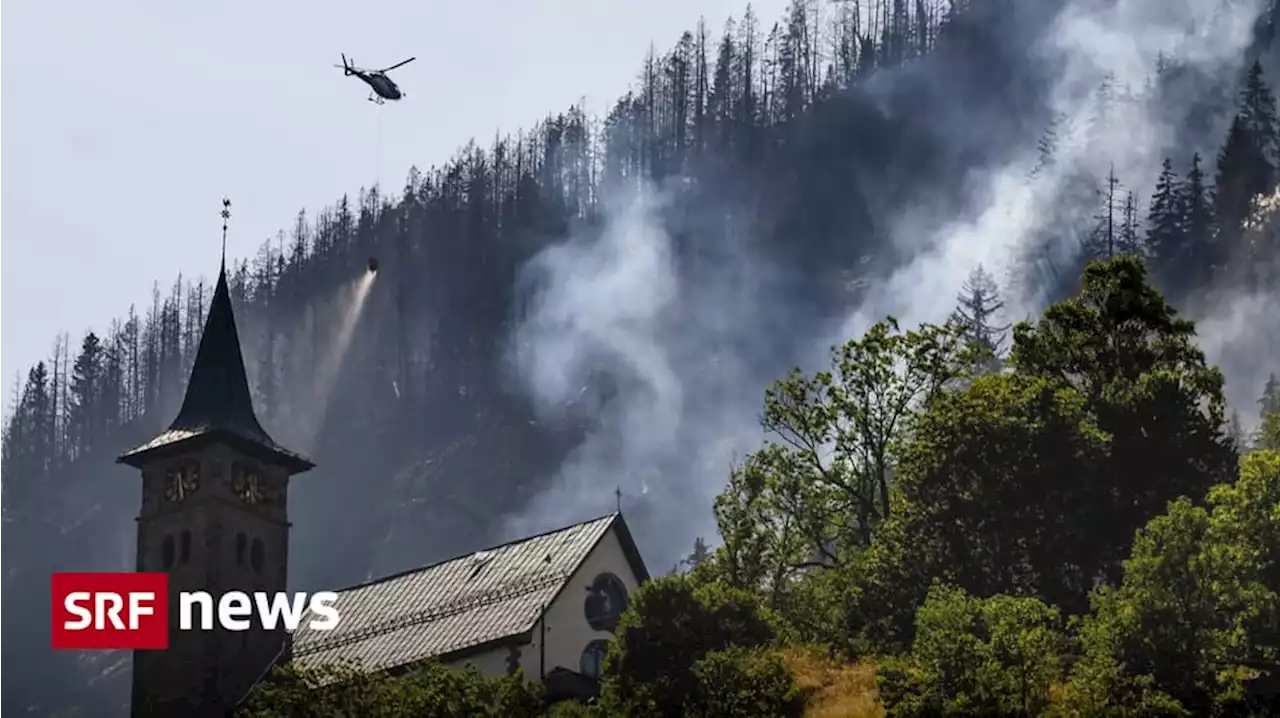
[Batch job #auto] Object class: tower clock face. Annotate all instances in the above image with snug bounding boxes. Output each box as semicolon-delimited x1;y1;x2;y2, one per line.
164;460;201;502
231;462;266;505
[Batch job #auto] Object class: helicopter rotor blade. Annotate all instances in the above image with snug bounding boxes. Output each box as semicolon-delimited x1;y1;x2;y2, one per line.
379;57;415;73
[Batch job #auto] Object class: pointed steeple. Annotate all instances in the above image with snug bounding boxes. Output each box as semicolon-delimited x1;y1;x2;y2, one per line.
118;204;312;473
171;264;266;434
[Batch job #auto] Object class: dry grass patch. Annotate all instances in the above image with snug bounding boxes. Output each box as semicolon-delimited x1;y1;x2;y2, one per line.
781;648;884;718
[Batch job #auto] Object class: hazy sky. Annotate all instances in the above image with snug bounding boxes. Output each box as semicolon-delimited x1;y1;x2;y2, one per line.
1;0;788;401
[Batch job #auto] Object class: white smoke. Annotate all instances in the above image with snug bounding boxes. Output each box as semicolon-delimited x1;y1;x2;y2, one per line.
504;0;1271;567
511;191;680;419
501;188;774;560
836;0;1263;343
1194;189;1280;431
1196;290;1280;430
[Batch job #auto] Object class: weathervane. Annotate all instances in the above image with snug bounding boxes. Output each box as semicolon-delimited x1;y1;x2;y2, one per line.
615;486;623;515
221;198;232;265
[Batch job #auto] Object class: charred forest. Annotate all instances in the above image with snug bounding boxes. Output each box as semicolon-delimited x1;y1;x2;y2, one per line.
5;0;1280;714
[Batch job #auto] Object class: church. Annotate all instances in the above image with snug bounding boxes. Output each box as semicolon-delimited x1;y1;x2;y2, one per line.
114;255;650;717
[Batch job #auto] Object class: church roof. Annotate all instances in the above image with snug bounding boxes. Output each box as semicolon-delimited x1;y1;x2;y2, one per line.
288;512;648;677
117;263;313;474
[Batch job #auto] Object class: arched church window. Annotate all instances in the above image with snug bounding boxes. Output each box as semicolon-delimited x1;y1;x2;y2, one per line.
579;639;610;679
179;530;192;564
161;535;175;570
236;532;247;566
250;538;264;574
583;573;628;633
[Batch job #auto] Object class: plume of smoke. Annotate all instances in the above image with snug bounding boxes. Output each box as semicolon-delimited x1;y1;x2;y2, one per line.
1196;291;1280;429
501;188;777;565
838;0;1263;343
510;190;680;420
505;0;1269;569
1194;188;1280;430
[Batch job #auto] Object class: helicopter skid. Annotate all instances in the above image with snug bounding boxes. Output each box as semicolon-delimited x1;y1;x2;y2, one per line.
368;94;385;105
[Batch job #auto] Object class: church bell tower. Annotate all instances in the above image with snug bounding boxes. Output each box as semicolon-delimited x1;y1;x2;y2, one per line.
117;203;313;717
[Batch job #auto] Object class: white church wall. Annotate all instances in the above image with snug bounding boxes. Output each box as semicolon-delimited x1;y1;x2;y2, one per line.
537;526;640;681
449;525;640;684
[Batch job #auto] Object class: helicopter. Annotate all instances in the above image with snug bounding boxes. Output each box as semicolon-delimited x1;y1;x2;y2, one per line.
335;54;415;104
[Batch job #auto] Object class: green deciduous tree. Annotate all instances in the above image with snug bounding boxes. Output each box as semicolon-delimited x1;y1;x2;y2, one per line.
705;318;975;641
687;646;805;718
876;582;1066;717
599;575;784;717
835;257;1237;657
1009;256;1237;584
1065;449;1280;715
718;319;970;572
891;373;1108;613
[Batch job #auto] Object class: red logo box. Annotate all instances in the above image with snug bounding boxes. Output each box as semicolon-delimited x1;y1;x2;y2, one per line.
51;573;170;650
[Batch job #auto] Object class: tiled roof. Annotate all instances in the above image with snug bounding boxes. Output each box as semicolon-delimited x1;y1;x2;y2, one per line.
290;513;632;675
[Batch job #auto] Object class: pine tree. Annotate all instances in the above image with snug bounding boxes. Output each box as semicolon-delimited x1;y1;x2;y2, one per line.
1083;166;1122;260
1257;373;1280;451
100;328;123;439
1086;72;1118;150
1179;152;1214;286
1030;113;1064;178
1239;60;1279;172
1147;157;1185;284
710;19;737;149
1;366;51;511
952;264;1011;372
684;536;711;570
1260;413;1280;451
1214;63;1280;258
69;333;103;457
1118;189;1141;256
1261;372;1280;421
1228;409;1247;451
1215;114;1257;239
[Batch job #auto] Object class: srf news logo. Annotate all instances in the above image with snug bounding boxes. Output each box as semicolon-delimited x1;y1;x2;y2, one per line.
51;573;340;650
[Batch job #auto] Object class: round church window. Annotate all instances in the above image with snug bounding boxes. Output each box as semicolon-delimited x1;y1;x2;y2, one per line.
583;573;628;632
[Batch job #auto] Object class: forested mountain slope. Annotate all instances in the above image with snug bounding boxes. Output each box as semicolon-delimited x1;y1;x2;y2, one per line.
5;0;1280;714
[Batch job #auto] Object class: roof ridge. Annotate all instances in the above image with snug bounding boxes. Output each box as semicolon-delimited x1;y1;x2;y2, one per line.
295;569;573;658
323;513;619;595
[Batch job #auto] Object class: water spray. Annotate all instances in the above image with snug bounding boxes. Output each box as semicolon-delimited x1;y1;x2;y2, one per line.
301;261;379;450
